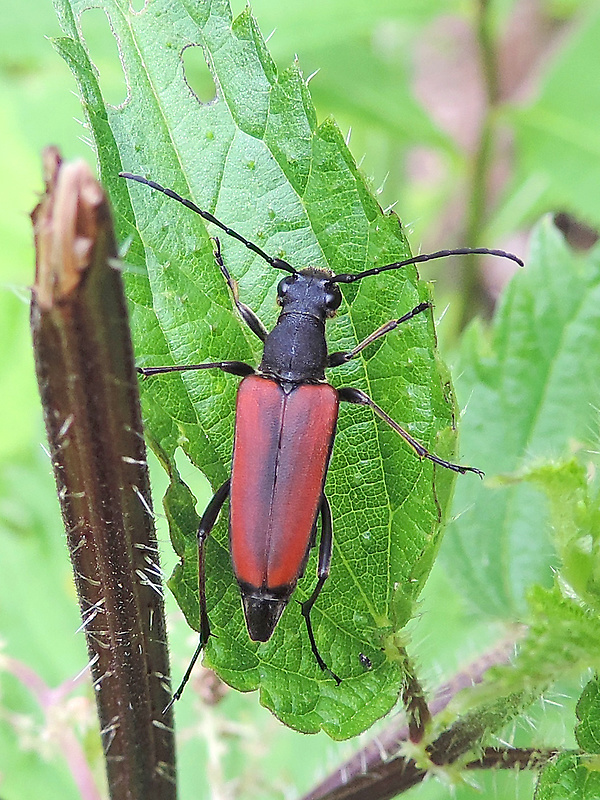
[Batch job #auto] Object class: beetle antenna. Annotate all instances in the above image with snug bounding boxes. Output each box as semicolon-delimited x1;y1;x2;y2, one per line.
119;173;297;275
331;247;524;283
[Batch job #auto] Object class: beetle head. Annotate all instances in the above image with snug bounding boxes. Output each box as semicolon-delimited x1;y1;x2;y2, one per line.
276;268;342;320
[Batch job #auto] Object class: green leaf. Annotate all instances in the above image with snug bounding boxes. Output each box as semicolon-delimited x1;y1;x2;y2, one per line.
506;584;600;690
535;752;600;800
443;219;600;618
444;458;600;731
536;678;600;799
54;0;463;736
443;580;600;739
500;459;600;614
576;677;600;754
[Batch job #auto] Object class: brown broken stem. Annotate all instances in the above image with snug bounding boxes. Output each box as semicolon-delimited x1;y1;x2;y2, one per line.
31;148;175;799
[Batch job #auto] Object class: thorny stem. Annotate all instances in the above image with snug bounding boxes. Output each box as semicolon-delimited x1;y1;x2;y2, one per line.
31;149;175;799
302;633;528;800
312;746;558;800
465;746;560;771
399;652;431;744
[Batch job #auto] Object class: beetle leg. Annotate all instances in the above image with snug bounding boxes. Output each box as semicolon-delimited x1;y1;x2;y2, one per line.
338;387;483;477
138;360;255;378
327;302;431;368
165;479;231;712
300;494;342;685
213;237;269;342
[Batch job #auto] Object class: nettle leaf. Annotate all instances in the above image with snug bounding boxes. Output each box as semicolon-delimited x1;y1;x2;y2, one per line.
500;459;600;615
443;220;600;619
535;678;600;800
535;753;600;800
446;459;600;725
576;677;600;755
53;0;463;736
501;583;600;694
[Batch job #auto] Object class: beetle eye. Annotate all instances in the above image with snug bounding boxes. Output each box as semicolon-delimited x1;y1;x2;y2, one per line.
276;275;296;306
324;282;342;311
277;275;295;296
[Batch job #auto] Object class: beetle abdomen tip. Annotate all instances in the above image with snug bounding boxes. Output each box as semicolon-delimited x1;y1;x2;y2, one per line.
241;591;289;642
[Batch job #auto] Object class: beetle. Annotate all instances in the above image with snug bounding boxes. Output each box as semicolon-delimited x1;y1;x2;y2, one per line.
121;172;523;699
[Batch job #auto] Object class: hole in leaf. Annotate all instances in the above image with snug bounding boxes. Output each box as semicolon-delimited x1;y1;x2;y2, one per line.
129;0;146;11
80;8;128;106
181;44;217;103
174;448;214;517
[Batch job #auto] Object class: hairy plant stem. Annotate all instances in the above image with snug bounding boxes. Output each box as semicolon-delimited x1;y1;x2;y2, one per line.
399;648;432;744
302;633;537;800
31;148;176;799
309;746;558;800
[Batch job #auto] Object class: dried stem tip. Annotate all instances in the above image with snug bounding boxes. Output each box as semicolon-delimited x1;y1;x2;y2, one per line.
32;147;107;310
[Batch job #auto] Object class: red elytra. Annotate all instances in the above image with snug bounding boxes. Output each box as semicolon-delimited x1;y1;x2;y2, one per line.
230;375;338;634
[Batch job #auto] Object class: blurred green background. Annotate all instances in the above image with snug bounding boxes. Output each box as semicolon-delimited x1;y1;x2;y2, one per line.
1;0;600;797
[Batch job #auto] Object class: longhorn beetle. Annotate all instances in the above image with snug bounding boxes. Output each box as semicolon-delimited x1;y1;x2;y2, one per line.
121;172;523;701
